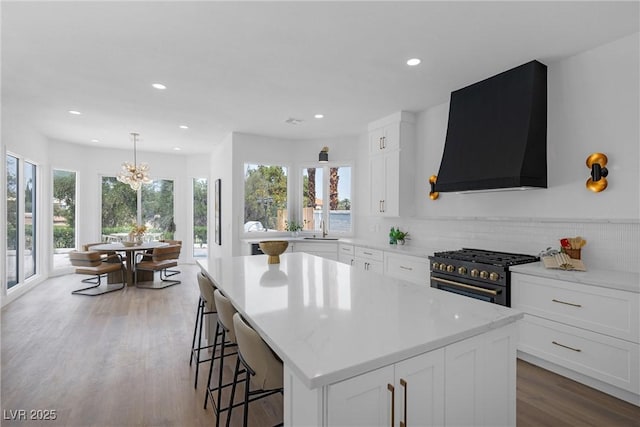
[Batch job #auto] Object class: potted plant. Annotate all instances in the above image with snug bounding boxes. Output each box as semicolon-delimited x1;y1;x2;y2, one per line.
285;220;303;237
389;227;409;245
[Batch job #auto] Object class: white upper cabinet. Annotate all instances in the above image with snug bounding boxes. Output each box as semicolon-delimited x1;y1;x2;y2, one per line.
369;122;400;154
368;111;416;218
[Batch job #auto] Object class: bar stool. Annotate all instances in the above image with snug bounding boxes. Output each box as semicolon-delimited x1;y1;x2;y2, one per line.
228;313;284;427
204;289;240;427
190;272;219;389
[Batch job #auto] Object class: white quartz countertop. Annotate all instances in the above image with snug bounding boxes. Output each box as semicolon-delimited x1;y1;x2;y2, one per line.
241;236;445;258
510;262;640;293
197;253;523;389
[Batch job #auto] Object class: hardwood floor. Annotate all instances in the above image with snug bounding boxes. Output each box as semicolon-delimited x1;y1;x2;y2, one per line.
2;264;638;426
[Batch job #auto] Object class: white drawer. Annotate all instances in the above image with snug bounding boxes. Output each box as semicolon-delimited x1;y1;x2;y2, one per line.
338;253;355;266
519;315;640;394
384;252;429;285
355;258;383;275
512;273;639;343
338;243;354;256
355;246;383;262
292;242;337;254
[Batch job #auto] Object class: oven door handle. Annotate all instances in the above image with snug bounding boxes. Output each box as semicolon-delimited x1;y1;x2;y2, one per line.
431;277;501;296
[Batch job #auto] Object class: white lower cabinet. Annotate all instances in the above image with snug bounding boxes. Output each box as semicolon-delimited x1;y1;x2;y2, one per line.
290;241;338;261
338;243;355;266
512;272;640;403
354;246;384;274
328;350;445;427
384;252;429;285
323;325;516;427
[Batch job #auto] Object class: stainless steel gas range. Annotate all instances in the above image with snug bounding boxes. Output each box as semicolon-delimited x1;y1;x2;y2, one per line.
429;248;539;307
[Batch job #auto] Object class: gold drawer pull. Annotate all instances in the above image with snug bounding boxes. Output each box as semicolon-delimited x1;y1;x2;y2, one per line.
388;383;395;427
552;299;582;308
399;266;413;271
552;340;582;352
400;378;407;427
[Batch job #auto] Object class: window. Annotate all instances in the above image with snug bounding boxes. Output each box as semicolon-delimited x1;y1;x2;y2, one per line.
301;165;351;234
6;154;40;290
244;164;288;233
193;178;208;257
101;176;137;240
52;169;76;269
24;162;36;279
141;179;175;240
101;177;175;242
6;155;19;288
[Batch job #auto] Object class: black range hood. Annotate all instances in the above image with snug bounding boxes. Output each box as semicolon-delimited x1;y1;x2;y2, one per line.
434;60;547;193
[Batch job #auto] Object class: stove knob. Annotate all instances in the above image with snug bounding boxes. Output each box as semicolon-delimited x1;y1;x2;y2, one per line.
446;264;455;273
458;266;467;275
471;269;479;277
439;263;447;271
432;262;439;270
480;271;489;279
489;272;499;281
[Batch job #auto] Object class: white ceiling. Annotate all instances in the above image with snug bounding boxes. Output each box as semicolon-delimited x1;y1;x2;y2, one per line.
2;1;638;154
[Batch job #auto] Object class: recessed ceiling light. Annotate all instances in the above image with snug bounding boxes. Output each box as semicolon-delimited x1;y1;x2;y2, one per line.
91;139;99;143
179;125;189;129
152;83;167;90
68;110;82;115
173;147;181;151
406;58;421;66
314;114;324;119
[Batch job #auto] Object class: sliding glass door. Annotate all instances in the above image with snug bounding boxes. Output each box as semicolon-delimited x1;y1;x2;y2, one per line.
6;154;39;290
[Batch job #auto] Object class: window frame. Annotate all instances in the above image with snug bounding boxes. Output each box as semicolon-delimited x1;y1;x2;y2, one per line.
299;161;353;237
5;152;41;292
241;161;291;237
51;167;78;272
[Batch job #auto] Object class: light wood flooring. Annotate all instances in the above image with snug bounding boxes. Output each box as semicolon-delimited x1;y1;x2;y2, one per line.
2;264;639;426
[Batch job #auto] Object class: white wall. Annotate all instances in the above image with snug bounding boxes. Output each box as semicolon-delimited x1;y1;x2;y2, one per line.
225;132;359;256
357;33;639;272
209;133;234;259
415;33;639;221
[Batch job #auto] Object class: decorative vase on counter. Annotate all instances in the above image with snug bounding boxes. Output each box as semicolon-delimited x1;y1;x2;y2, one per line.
397;239;405;246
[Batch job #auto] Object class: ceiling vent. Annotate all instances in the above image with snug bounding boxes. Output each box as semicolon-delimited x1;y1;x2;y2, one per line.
285;117;304;125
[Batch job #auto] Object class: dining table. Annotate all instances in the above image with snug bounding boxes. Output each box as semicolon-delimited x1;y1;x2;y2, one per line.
91;241;168;286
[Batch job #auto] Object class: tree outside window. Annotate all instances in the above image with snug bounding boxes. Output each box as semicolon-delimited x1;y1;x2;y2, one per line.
244;164;288;232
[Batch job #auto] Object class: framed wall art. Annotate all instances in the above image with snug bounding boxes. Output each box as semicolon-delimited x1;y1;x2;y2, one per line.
214;178;221;245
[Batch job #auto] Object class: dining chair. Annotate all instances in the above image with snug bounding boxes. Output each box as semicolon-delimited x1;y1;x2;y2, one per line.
134;244;182;289
69;250;126;296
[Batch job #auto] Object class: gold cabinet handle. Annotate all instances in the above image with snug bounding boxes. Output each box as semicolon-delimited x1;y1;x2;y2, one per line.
552;299;582;308
552;340;582;352
400;378;407;427
387;383;395;427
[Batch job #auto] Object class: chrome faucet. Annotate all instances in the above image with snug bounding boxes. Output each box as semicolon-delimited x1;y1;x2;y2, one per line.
321;220;327;238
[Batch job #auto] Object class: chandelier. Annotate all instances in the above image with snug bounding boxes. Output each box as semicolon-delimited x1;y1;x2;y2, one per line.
116;132;151;190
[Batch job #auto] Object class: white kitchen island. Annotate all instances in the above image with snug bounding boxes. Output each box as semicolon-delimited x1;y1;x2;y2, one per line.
197;253;523;426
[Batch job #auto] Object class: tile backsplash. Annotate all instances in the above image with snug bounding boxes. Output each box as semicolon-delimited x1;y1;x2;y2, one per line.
358;217;639;273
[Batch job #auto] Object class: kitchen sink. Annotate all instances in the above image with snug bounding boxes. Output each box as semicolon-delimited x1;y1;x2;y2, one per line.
303;237;339;240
